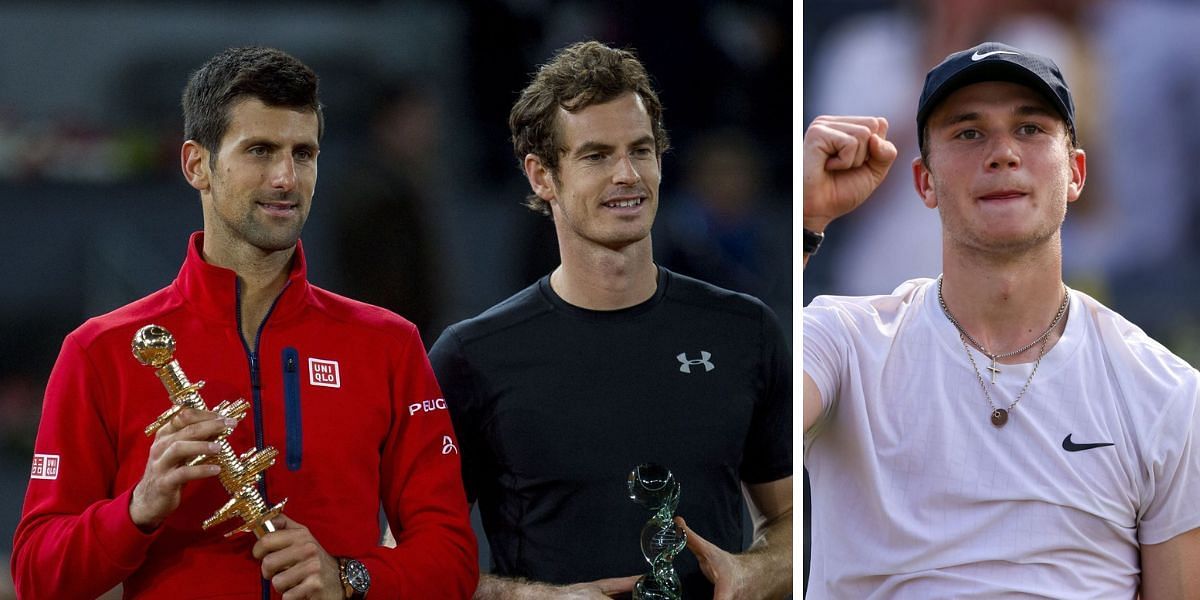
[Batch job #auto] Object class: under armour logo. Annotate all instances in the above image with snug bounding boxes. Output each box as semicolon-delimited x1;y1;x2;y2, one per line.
441;435;458;455
677;351;715;373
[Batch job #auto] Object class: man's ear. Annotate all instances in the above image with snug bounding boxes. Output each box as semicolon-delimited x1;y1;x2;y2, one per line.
1066;148;1087;204
912;157;937;209
181;140;211;192
523;153;557;203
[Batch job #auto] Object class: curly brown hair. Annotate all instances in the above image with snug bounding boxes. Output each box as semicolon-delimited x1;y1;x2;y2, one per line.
509;41;669;215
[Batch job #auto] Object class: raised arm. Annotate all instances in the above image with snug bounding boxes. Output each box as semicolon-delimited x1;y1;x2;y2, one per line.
802;115;898;267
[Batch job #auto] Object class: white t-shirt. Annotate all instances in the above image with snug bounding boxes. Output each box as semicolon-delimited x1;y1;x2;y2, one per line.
804;278;1200;599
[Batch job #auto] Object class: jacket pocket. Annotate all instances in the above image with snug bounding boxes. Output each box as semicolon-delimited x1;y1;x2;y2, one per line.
282;347;302;471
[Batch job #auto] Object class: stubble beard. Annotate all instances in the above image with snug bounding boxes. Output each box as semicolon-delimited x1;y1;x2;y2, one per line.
938;183;1068;258
571;210;654;251
210;184;306;254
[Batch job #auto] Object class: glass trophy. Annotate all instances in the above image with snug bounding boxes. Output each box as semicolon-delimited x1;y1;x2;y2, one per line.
627;463;687;599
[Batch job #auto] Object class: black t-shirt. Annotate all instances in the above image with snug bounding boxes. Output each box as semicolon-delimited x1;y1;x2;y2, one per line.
429;267;791;597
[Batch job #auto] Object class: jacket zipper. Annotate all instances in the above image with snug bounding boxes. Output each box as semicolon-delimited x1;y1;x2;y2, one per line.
236;279;291;600
282;347;302;471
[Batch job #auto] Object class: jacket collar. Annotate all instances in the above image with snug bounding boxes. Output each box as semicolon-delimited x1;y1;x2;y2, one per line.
173;231;310;324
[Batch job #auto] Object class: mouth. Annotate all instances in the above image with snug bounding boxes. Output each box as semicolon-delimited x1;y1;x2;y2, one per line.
257;201;299;217
602;196;645;209
977;189;1027;202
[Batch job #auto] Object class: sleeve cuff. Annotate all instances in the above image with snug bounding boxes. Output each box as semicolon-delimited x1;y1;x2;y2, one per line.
92;486;162;571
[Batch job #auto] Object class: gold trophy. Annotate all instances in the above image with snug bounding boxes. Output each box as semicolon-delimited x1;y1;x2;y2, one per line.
132;324;286;537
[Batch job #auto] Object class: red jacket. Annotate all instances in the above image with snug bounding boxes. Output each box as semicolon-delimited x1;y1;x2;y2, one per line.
13;233;478;599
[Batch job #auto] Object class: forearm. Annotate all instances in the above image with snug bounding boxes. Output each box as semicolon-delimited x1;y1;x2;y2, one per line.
13;487;155;599
739;509;793;599
373;500;479;597
15;344;157;599
378;342;480;597
474;573;563;600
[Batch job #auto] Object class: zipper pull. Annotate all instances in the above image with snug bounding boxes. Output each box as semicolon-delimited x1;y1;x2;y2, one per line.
250;354;261;389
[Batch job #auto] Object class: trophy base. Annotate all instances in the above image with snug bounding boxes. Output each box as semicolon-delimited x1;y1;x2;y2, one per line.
238;501;287;538
633;574;681;600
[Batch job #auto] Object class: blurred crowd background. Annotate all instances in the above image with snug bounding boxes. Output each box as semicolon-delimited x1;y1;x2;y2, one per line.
0;1;791;596
803;0;1200;593
805;0;1200;349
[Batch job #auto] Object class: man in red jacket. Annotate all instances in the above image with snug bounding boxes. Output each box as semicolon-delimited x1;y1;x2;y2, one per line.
11;46;478;599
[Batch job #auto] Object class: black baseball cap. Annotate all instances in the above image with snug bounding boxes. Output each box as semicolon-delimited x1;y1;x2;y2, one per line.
916;42;1075;148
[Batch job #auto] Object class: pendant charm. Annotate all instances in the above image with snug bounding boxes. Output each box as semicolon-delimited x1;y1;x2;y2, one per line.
991;408;1009;428
987;357;1000;384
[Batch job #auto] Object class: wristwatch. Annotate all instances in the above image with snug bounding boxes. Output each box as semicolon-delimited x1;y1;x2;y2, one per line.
803;228;825;255
338;557;370;599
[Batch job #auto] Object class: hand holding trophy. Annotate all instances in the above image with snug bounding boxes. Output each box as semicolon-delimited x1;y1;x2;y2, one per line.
628;463;688;599
132;324;286;537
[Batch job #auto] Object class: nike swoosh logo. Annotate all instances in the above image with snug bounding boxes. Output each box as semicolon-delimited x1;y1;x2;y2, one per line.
1062;434;1115;452
971;50;1020;61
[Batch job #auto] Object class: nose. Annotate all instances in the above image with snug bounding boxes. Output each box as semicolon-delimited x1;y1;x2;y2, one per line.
612;153;642;185
271;156;297;191
985;136;1021;171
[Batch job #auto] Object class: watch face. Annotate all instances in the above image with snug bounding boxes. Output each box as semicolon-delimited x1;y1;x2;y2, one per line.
345;559;370;592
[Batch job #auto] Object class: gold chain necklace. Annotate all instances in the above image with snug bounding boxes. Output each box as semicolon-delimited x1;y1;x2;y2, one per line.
937;276;1069;428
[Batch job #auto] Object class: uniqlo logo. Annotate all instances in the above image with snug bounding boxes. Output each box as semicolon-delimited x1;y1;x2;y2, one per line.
31;454;60;480
308;358;341;388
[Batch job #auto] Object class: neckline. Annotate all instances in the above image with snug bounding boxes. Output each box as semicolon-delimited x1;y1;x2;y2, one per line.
538;266;668;320
923;276;1084;380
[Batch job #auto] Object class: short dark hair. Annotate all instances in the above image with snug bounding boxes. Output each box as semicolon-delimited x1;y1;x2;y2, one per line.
509;41;669;215
182;46;323;164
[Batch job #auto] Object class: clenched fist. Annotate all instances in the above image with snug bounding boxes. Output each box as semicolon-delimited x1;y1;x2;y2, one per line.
802;115;898;233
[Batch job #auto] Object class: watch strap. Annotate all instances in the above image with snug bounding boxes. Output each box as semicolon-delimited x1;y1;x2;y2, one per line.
803;228;825;255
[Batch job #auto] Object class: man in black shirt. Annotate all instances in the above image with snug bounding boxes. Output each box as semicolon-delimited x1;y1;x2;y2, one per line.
430;41;792;599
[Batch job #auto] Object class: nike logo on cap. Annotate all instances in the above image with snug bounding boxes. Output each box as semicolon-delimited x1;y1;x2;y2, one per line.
972;49;1020;61
1062;434;1115;452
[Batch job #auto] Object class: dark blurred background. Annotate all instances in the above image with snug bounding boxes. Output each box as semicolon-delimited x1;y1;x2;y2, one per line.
803;0;1200;595
0;2;792;596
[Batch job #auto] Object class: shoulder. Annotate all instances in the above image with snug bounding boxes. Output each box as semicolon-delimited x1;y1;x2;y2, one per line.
661;268;768;317
805;278;932;326
436;280;549;348
305;284;420;342
70;285;181;351
662;267;792;333
1077;291;1200;392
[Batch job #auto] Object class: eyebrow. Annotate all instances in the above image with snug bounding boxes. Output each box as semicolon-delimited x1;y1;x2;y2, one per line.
241;137;320;152
570;135;656;158
940;104;1059;127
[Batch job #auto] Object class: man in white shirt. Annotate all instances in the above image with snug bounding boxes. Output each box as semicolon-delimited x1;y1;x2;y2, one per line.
802;41;1200;598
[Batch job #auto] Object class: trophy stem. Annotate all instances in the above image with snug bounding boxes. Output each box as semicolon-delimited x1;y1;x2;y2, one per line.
156;361;205;409
252;518;278;537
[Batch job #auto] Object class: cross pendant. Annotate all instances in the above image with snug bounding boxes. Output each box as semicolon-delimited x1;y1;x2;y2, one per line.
987;357;1000;384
